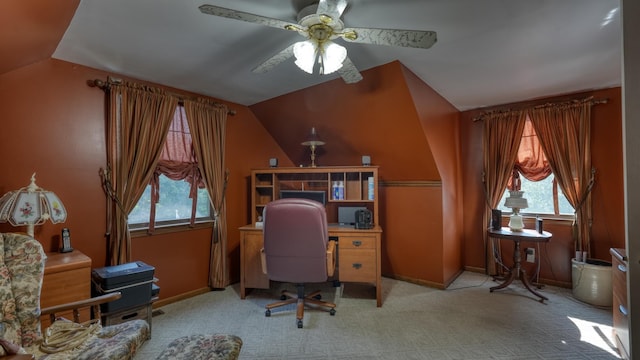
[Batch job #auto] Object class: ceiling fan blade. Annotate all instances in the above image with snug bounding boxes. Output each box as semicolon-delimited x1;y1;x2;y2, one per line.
341;27;437;49
337;56;363;84
199;4;300;32
252;43;296;74
316;0;348;19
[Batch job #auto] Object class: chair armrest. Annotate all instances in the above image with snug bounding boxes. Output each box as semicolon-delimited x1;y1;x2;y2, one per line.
260;248;267;274
0;338;34;359
41;292;122;324
326;240;336;277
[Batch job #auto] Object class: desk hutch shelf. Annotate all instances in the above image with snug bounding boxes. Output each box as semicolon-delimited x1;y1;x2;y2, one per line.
250;166;379;225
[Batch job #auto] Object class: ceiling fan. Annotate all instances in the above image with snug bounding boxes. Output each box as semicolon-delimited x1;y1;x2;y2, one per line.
198;0;437;83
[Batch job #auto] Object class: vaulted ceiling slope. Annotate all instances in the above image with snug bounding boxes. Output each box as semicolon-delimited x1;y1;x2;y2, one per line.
0;0;79;75
249;62;453;181
1;0;621;111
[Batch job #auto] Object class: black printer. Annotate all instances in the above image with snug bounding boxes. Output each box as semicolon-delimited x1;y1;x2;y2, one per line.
91;261;155;313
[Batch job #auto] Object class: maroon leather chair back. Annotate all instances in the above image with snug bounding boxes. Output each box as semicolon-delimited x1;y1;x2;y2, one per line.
262;198;329;283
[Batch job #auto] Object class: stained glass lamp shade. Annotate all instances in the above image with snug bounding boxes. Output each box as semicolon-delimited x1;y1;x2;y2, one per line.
0;173;67;237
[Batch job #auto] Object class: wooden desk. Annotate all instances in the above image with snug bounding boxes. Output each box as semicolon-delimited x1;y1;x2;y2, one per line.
239;224;383;307
488;227;551;302
41;250;92;327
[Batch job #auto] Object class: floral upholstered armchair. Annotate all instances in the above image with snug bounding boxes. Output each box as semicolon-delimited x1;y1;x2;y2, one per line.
0;233;149;360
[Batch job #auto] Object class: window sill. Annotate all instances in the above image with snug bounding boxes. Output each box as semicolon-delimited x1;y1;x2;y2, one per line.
130;221;214;237
522;214;574;221
502;214;574;223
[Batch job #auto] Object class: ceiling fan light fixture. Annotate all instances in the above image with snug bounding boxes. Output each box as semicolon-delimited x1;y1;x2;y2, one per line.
320;41;346;74
293;40;316;74
293;39;346;76
200;3;437;84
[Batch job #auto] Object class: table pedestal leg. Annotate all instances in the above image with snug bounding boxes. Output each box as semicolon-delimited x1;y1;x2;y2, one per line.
519;269;548;302
490;268;517;292
489;239;547;302
490;239;521;292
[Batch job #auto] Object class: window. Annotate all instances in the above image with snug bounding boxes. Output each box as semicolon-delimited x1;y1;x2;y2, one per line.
129;175;211;228
498;117;574;217
498;174;573;216
128;106;213;230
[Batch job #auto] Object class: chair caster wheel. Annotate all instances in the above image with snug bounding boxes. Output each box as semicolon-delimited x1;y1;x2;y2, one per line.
313;294;322;300
297;320;303;328
280;295;287;300
265;309;271;317
330;309;336;316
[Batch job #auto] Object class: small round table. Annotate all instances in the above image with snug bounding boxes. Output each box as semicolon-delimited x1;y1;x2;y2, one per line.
488;227;552;302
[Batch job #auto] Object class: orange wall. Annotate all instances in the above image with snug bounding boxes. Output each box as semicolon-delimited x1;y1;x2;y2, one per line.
403;65;463;285
460;87;625;285
0;58;290;301
379;186;444;285
250;61;440;181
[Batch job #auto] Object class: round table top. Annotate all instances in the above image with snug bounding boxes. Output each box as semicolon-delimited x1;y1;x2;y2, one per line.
488;227;552;242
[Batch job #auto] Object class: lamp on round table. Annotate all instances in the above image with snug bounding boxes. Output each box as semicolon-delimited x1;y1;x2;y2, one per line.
504;190;528;231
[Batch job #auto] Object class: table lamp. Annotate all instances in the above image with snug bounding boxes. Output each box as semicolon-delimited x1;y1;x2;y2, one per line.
0;173;67;237
504;190;528;231
301;127;325;167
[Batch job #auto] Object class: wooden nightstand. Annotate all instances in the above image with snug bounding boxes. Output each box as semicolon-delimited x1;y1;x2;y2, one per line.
40;250;92;328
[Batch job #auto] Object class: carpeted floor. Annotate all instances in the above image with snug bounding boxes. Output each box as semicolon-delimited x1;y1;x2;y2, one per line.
136;271;619;359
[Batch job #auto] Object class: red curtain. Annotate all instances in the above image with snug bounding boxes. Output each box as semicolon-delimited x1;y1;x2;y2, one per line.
513;117;552;182
148;107;201;233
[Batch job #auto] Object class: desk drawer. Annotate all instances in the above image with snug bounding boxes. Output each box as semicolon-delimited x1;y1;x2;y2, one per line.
339;236;376;250
339;249;376;282
613;261;627;298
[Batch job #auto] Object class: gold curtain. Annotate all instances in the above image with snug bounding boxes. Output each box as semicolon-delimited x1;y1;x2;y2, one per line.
528;99;594;257
183;99;229;289
104;81;178;265
482;110;527;274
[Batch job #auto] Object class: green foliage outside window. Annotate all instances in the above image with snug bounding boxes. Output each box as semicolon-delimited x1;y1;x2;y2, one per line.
129;174;211;226
498;174;573;216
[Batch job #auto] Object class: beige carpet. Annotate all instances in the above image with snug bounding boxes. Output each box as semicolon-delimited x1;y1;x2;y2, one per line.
136;272;619;359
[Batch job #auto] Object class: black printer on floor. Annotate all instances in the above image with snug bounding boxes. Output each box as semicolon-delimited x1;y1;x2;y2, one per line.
91;261;155;313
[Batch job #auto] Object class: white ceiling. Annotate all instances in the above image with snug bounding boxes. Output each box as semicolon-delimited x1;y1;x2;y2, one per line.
53;0;622;110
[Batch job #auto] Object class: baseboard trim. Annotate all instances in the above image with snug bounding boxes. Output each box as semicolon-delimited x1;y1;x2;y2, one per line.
462;265;572;289
463;266;486;274
152;287;211;308
539;279;572;289
384;274;446;290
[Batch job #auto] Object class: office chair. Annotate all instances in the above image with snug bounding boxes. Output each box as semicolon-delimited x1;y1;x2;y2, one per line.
261;198;337;328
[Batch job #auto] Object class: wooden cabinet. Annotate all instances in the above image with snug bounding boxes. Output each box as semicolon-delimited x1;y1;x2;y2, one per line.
611;248;629;359
41;250;92;328
334;232;379;283
240;228;270;291
250;166;379;226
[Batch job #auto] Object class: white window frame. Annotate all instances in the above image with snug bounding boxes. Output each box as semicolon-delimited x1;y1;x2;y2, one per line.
128;174;213;231
498;172;574;220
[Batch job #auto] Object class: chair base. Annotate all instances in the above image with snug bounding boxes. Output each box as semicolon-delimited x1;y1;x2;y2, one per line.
265;284;336;328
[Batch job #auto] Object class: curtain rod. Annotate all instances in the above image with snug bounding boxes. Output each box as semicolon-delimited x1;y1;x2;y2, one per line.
472;96;608;122
87;77;236;116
